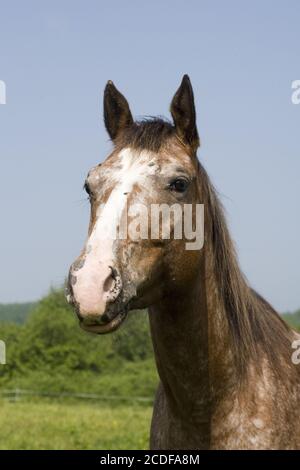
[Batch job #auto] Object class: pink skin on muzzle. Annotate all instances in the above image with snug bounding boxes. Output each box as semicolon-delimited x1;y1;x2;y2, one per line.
69;252;121;323
71;257;114;318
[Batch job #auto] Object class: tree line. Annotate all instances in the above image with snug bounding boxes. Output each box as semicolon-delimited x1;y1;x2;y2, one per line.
0;290;157;398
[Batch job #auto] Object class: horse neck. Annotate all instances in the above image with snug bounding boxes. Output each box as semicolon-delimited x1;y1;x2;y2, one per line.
148;245;236;420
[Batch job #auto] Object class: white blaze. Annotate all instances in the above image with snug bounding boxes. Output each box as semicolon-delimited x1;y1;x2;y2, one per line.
72;148;157;315
89;147;156;252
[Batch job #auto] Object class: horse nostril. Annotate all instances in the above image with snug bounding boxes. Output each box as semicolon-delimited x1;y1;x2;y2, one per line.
103;271;115;293
106;266;122;303
110;267;116;279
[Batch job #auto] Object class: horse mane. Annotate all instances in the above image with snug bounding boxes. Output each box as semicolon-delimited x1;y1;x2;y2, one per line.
198;163;293;378
118;117;293;378
114;117;176;152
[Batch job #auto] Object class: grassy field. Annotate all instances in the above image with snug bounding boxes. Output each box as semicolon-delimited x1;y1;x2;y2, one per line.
0;400;152;450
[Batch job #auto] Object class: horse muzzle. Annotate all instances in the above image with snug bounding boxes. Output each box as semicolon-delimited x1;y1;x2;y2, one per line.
66;258;128;334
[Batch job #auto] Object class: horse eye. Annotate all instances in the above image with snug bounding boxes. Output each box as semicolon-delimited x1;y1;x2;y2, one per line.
169;178;189;193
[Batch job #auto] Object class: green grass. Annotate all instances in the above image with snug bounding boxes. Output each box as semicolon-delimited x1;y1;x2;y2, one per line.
0;400;152;450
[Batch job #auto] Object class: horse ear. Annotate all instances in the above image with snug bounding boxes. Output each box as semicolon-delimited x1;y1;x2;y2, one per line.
103;81;133;141
170;75;199;152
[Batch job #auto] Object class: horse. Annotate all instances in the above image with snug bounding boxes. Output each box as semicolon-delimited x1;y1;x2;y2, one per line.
67;75;300;449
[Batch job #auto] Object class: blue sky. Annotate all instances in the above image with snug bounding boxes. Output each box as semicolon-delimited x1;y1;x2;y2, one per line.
0;0;299;311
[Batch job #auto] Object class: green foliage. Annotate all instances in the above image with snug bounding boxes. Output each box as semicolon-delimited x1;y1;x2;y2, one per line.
0;289;158;398
112;311;152;361
0;302;36;324
1;288;297;399
282;310;300;330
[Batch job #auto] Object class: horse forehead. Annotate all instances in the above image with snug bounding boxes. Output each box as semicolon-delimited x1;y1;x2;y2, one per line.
88;146;192;187
87;148;154;181
115;147;160;178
